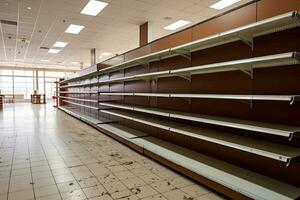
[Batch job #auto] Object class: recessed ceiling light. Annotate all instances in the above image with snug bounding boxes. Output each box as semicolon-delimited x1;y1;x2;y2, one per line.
210;0;241;10
101;52;112;56
81;0;108;16
164;20;191;30
65;24;84;34
53;41;68;48
27;6;31;10
41;59;49;62
48;49;60;54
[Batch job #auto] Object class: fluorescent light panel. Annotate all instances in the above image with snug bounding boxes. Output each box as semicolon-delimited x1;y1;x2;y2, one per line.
210;0;241;10
164;20;191;30
53;41;68;48
48;49;60;54
65;24;84;34
81;0;108;16
101;52;112;56
40;59;49;62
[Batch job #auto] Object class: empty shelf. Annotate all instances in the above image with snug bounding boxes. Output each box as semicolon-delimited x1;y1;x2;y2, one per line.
59;81;98;88
98;123;149;139
173;11;300;53
59;106;111;124
100;109;300;164
59;96;98;103
131;136;300;200
62;65;98;83
97;11;299;75
62;100;99;110
99;93;299;104
99;102;300;139
172;52;299;76
58;91;98;94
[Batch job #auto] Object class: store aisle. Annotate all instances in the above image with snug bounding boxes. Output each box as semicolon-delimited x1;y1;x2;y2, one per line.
0;103;224;200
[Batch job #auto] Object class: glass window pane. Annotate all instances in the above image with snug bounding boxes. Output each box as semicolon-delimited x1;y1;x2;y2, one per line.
0;70;12;75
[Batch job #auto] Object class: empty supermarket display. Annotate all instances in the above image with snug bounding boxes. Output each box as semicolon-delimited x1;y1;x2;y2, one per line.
57;3;300;200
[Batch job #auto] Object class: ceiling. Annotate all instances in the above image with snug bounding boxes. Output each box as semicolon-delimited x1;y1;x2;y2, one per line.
0;0;253;71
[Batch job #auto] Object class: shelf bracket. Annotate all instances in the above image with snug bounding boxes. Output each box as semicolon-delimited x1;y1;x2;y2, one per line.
286;158;291;167
239;99;253;109
290;96;299;105
237;32;254;51
178;74;191;82
237;66;253;79
294;12;300;26
171;49;191;62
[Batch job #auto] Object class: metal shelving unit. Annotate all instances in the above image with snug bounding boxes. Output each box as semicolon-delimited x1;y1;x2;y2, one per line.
99;102;300;139
57;11;300;200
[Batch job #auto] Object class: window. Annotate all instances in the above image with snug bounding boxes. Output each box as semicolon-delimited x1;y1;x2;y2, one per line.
0;69;71;102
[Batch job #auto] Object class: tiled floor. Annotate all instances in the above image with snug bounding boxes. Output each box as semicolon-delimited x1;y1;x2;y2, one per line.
0;103;225;200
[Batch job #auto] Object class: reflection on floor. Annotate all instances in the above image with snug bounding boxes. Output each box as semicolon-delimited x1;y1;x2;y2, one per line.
0;103;225;200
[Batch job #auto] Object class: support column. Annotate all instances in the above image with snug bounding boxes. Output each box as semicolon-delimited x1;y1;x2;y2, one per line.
91;48;96;65
36;70;39;93
140;22;148;46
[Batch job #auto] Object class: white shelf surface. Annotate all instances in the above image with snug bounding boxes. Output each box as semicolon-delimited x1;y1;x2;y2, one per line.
62;100;99;110
98;123;149;139
96;11;299;75
100;109;300;164
99;92;298;104
99;102;300;139
59;96;98;103
59;81;98;89
59;106;111;124
97;52;300;84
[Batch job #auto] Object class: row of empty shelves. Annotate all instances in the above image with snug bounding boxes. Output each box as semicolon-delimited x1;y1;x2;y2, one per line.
100;109;300;165
62;11;300;83
97;52;300;85
99;102;300;139
59;92;300;104
58;106;300;200
99;92;299;104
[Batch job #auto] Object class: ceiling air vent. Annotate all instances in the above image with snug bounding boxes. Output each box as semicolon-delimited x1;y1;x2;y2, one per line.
0;20;17;26
40;46;50;50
